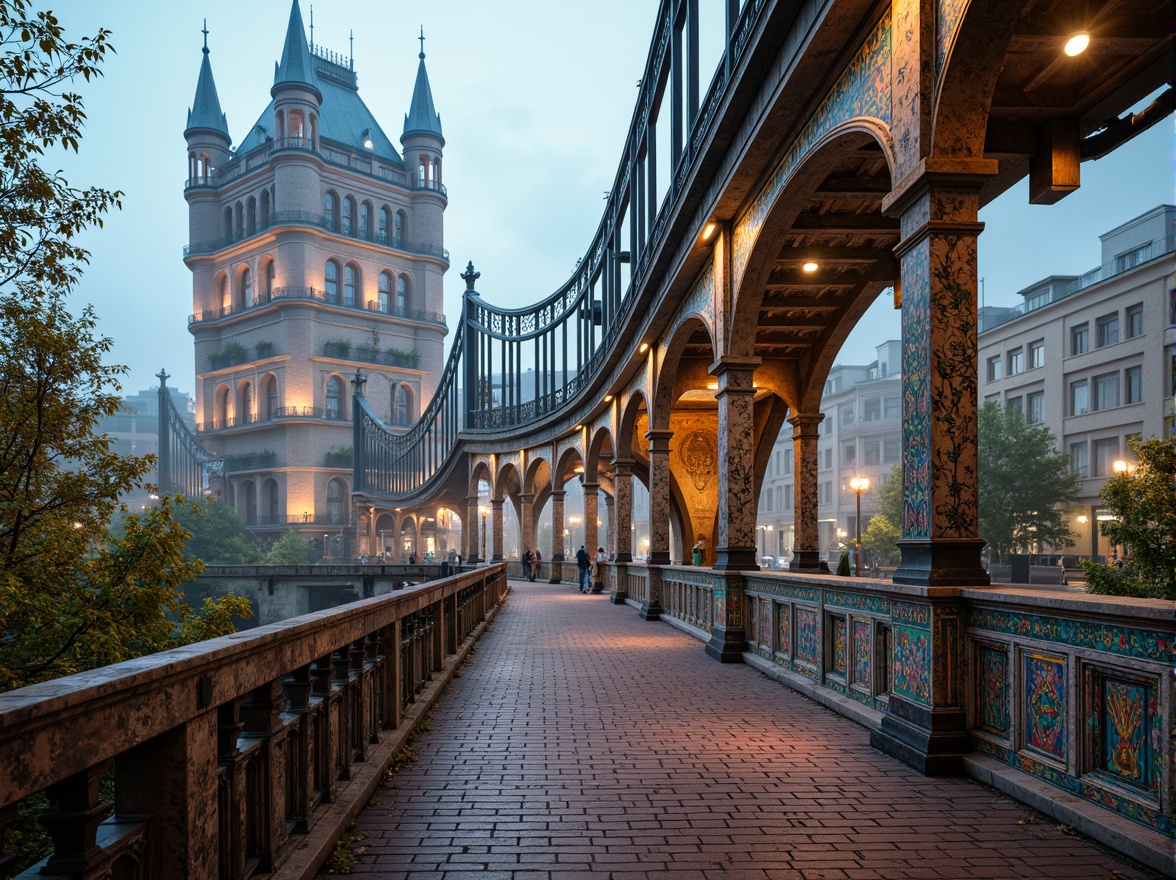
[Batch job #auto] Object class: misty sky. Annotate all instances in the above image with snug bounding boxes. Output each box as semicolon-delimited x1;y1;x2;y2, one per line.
50;0;1174;397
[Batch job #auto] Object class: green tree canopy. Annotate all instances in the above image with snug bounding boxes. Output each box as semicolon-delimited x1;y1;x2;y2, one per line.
266;529;311;565
876;464;903;527
1082;438;1176;600
861;514;901;563
978;401;1079;561
172;497;260;565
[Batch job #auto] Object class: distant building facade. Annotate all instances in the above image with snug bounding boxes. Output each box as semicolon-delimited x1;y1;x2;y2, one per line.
183;2;448;550
977;205;1175;560
758;340;904;564
98;385;196;511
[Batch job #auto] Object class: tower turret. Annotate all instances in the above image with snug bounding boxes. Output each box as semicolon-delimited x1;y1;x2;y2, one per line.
184;22;230;186
401;28;445;190
271;0;322;148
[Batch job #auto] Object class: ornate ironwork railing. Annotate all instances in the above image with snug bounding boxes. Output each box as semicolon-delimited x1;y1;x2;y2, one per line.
354;0;773;501
156;369;223;499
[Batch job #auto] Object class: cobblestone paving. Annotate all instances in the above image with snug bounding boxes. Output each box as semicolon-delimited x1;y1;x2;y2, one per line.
352;579;1162;879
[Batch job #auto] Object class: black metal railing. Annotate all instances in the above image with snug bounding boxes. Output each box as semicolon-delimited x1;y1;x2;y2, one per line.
156;370;223;498
190;285;447;327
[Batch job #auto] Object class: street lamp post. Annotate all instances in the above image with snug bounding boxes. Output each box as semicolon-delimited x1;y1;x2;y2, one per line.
849;476;870;576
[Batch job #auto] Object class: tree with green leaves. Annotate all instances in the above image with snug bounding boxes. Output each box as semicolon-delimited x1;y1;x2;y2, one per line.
977;401;1079;562
172;497;260;565
1082;438;1176;600
266;529;311;565
0;3;247;693
861;514;901;563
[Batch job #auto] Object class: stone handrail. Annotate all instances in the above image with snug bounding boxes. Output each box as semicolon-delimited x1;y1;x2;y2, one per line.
0;564;508;879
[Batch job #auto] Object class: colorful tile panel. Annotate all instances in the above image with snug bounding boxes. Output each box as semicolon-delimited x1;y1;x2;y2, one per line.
892;601;930;627
966;607;1174;663
853;618;872;689
900;237;931;538
795;607;820;667
759;597;773;650
831;616;848;676
1087;668;1160;794
975;643;1009;735
776;602;791;656
826;590;890;615
892;624;931;704
1023;652;1066;762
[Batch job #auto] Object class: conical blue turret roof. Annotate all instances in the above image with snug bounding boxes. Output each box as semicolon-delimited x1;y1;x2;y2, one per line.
185;30;229;140
272;0;321;100
402;38;443;144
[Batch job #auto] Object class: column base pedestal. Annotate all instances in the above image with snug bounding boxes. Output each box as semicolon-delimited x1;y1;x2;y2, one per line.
789;550;829;573
610;590;629;604
638;601;663;620
892;538;989;587
870;695;970;775
705;626;746;663
714;546;758;572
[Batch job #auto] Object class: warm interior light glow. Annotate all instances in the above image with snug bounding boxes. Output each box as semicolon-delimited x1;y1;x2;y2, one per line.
701;222;718;242
802;261;819;272
1077;515;1088;524
706;382;718;390
1064;32;1089;56
850;476;870;493
604;394;613;403
639;342;650;353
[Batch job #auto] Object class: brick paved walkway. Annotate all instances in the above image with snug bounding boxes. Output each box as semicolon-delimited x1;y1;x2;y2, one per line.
351;579;1161;879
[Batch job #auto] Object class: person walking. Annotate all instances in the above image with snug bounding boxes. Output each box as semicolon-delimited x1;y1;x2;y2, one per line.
532;549;541;581
592;546;607;593
575;544;591;592
522;547;533;581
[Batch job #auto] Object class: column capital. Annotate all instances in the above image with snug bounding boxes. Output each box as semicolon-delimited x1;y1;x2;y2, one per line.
708;354;761;380
882;156;1000;217
581;481;599;491
612;457;634;473
645;429;673;450
550;488;566;499
490;498;504;509
787;412;824;434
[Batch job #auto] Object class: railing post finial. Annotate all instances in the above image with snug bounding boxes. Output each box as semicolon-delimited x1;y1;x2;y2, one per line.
460;261;480;291
351;368;367;397
156;368;170;389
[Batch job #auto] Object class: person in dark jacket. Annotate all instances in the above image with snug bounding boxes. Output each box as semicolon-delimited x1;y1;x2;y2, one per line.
575;544;591;592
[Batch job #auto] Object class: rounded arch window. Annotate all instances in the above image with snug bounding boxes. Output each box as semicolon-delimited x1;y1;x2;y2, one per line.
343;264;358;307
219;275;230;313
342;196;355;235
243;481;257;525
394;384;412;426
263;258;275;300
215;384;231;426
378;272;392;312
360;201;372;239
264;374;279;420
394;211;405;245
325;375;345;420
234;202;244;237
326;478;347;524
240;381;253;423
396;275;409;316
260;189;271;228
240;266;253;308
324;191;336;230
324;260;339;303
378;207;389;243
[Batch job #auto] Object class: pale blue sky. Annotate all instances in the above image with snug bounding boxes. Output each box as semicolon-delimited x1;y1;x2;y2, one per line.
51;1;1174;394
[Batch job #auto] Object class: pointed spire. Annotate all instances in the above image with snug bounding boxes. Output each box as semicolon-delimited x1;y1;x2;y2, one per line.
402;27;444;144
185;19;230;140
272;0;321;100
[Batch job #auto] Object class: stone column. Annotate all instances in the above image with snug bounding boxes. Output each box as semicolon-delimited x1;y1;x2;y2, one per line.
583;482;599;554
491;499;504;561
645;429;672;566
711;356;760;571
548;488;565;583
788;413;827;572
466;495;480;563
602;494;614;555
613;459;633;563
519;491;535;553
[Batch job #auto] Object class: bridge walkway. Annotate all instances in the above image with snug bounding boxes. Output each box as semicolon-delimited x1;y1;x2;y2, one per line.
345;578;1159;879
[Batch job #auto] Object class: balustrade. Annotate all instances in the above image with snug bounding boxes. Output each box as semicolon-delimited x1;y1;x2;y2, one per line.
0;566;507;879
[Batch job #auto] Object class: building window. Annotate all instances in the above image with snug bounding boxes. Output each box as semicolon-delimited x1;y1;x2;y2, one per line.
240;381;253;422
864;440;880;466
987;356;1002;381
324;260;339;303
883;438;900;463
1029;340;1044;369
378;272;392;312
1027;391;1044;424
842;444;856;466
394;385;412;425
264;260;275;300
823;448;833;470
378;207;389;242
265;376;279;420
1006;396;1022;416
240;266;253;308
863;398;881;421
1093;372;1119;410
360;202;372;238
325;376;345;420
394;211;405;245
1071;323;1089;355
396;275;409;315
1125;365;1142;404
884;396;900;419
1069;441;1088;478
1093;438;1119;477
1096;313;1119;348
782;449;792;475
327;478;346;524
1070;379;1088;415
1126;304;1143;338
344;265;358;307
841;406;855;425
342;197;355;236
1008;349;1023;375
783;484;792;510
324;192;336;231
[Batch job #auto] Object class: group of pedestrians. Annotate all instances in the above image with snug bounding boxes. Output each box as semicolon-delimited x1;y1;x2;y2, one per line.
521;547;542;581
575;544;607;593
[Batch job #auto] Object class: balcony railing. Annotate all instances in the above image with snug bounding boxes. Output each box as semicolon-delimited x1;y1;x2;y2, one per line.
189;285;447;327
196;407;349;432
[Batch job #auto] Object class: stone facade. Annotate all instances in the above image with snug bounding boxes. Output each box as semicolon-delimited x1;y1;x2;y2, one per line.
183;3;448;551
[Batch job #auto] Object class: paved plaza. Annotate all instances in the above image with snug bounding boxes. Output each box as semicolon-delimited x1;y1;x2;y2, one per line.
350;579;1162;879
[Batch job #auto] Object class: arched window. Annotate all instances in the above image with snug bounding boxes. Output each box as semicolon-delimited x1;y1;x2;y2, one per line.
396;275;409;316
432;157;441;186
289;109;305;141
264;259;275;300
324;260;339;303
324;192;336;231
394;211;405;246
219;275;230;313
325;375;345;420
265;479;280;523
341;196;354;235
394;385;411;425
275;109;285;140
343;264;358;307
378;207;389;243
264;375;279;420
378;272;392;312
247;197;257;235
360;202;372;239
326;478;346;524
243;481;257;525
240;266;253;308
215;384;231;426
240;381;253;422
260;189;271;228
418;159;427;185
